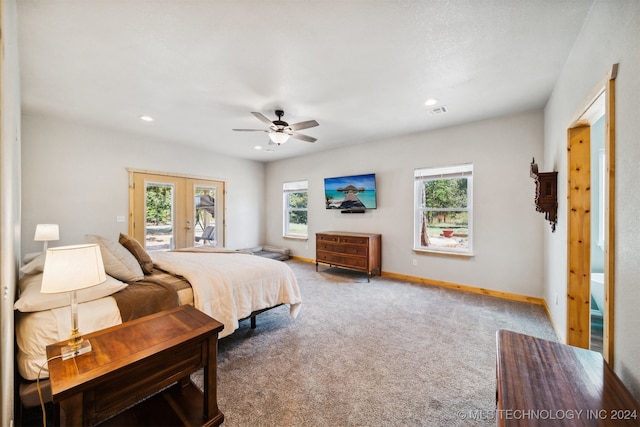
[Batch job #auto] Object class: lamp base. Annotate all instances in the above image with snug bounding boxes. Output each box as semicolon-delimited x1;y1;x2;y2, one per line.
61;339;92;360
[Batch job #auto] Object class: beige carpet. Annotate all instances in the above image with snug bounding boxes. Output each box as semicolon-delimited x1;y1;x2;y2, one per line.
192;260;557;427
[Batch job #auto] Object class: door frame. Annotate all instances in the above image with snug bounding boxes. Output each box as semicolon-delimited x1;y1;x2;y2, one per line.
127;169;226;249
566;64;616;363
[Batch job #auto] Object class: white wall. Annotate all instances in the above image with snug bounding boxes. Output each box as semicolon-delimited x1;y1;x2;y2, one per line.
544;0;640;397
266;110;545;298
1;0;21;423
21;112;266;254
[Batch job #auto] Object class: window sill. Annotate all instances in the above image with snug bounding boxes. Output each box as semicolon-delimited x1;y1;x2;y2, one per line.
283;235;308;241
413;248;474;258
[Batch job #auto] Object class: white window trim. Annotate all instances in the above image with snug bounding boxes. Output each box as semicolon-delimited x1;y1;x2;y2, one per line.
413;164;474;256
283;180;308;239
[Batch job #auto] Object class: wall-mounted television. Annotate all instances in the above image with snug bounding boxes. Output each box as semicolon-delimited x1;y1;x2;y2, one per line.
324;173;377;212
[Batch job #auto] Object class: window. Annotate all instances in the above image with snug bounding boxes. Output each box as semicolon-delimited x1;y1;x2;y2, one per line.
283;180;308;238
414;164;473;255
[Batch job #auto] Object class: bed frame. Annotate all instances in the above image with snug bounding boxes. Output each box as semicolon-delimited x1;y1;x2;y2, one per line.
242;304;284;329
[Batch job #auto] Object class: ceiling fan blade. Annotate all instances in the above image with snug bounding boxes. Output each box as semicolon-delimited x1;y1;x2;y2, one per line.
232;128;268;132
251;112;275;126
290;132;317;143
289;120;319;131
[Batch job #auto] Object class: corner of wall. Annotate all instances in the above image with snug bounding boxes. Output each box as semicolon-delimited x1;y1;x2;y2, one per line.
1;0;21;424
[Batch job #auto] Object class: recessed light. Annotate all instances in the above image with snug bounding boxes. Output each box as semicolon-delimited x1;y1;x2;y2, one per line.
254;146;262;150
139;115;154;122
424;98;438;107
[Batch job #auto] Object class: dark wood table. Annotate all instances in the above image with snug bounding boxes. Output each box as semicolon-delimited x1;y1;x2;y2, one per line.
496;329;640;426
46;305;224;426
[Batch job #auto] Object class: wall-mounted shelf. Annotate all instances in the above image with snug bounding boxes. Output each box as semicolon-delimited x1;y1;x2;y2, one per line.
530;158;558;232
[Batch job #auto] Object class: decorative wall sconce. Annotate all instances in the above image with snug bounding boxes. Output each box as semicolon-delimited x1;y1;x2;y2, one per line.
530;158;558;232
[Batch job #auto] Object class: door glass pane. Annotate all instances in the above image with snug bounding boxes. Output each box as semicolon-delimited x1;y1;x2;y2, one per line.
145;183;174;251
194;186;216;247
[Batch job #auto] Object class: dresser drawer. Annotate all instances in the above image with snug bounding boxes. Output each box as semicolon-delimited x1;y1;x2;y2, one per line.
339;236;369;245
317;251;367;269
318;242;368;256
317;234;340;243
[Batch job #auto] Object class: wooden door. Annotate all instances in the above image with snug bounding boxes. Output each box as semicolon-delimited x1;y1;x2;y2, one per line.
186;179;225;248
566;64;616;363
129;172;225;251
567;125;591;349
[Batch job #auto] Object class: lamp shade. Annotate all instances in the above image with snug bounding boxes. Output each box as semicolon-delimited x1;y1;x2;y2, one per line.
34;224;60;242
269;131;290;145
41;244;106;294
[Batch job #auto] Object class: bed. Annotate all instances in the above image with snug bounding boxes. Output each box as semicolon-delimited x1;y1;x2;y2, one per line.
14;233;302;408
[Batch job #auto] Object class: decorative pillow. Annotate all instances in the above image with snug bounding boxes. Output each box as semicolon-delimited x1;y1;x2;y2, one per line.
20;252;47;275
23;251;43;265
85;234;144;282
14;273;128;312
119;233;154;274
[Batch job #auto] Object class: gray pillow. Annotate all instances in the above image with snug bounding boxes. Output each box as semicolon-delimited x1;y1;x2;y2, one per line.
86;234;144;282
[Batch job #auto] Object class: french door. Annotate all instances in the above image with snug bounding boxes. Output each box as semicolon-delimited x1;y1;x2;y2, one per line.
129;172;225;251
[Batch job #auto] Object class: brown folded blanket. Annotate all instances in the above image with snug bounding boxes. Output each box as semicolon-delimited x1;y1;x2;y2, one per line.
112;268;186;322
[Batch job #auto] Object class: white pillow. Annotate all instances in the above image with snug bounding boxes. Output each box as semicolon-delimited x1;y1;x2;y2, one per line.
85;234;144;282
20;252;46;275
14;273;128;312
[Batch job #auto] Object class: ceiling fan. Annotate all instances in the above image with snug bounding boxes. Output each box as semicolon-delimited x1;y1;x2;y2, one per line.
233;110;319;145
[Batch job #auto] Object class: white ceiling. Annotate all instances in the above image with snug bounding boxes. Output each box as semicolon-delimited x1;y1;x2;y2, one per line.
17;1;595;162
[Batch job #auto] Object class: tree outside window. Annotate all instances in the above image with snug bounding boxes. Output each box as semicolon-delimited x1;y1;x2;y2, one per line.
146;184;173;226
284;181;308;238
414;164;473;254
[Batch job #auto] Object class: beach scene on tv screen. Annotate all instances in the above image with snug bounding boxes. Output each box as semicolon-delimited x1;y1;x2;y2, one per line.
325;173;377;209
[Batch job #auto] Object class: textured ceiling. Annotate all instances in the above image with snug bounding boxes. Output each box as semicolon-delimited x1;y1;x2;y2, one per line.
17;0;595;162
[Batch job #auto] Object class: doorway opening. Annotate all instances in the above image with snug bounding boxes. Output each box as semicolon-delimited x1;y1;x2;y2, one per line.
566;64;616;364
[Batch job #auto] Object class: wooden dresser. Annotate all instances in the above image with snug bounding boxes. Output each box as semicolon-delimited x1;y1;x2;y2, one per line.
496;329;640;426
316;231;381;281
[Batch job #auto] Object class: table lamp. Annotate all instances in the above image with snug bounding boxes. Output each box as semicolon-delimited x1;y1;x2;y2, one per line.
41;244;106;360
34;224;59;251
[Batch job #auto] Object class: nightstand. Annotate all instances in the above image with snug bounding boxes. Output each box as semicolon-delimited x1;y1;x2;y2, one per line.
46;305;224;426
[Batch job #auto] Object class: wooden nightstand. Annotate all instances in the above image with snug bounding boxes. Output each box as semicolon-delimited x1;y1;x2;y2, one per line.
46;305;224;426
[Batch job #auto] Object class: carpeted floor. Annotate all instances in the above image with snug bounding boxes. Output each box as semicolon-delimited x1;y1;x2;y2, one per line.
192;260;557;427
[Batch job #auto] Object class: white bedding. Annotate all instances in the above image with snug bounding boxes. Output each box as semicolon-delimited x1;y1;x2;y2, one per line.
16;297;123;380
151;251;302;338
16;250;301;381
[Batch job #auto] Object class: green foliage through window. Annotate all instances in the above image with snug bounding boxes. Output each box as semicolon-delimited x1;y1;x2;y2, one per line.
284;181;308;238
146;184;173;225
414;165;473;254
288;192;308;225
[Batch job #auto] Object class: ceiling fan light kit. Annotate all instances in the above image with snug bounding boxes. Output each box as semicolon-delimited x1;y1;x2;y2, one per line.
269;131;290;145
233;109;319;146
